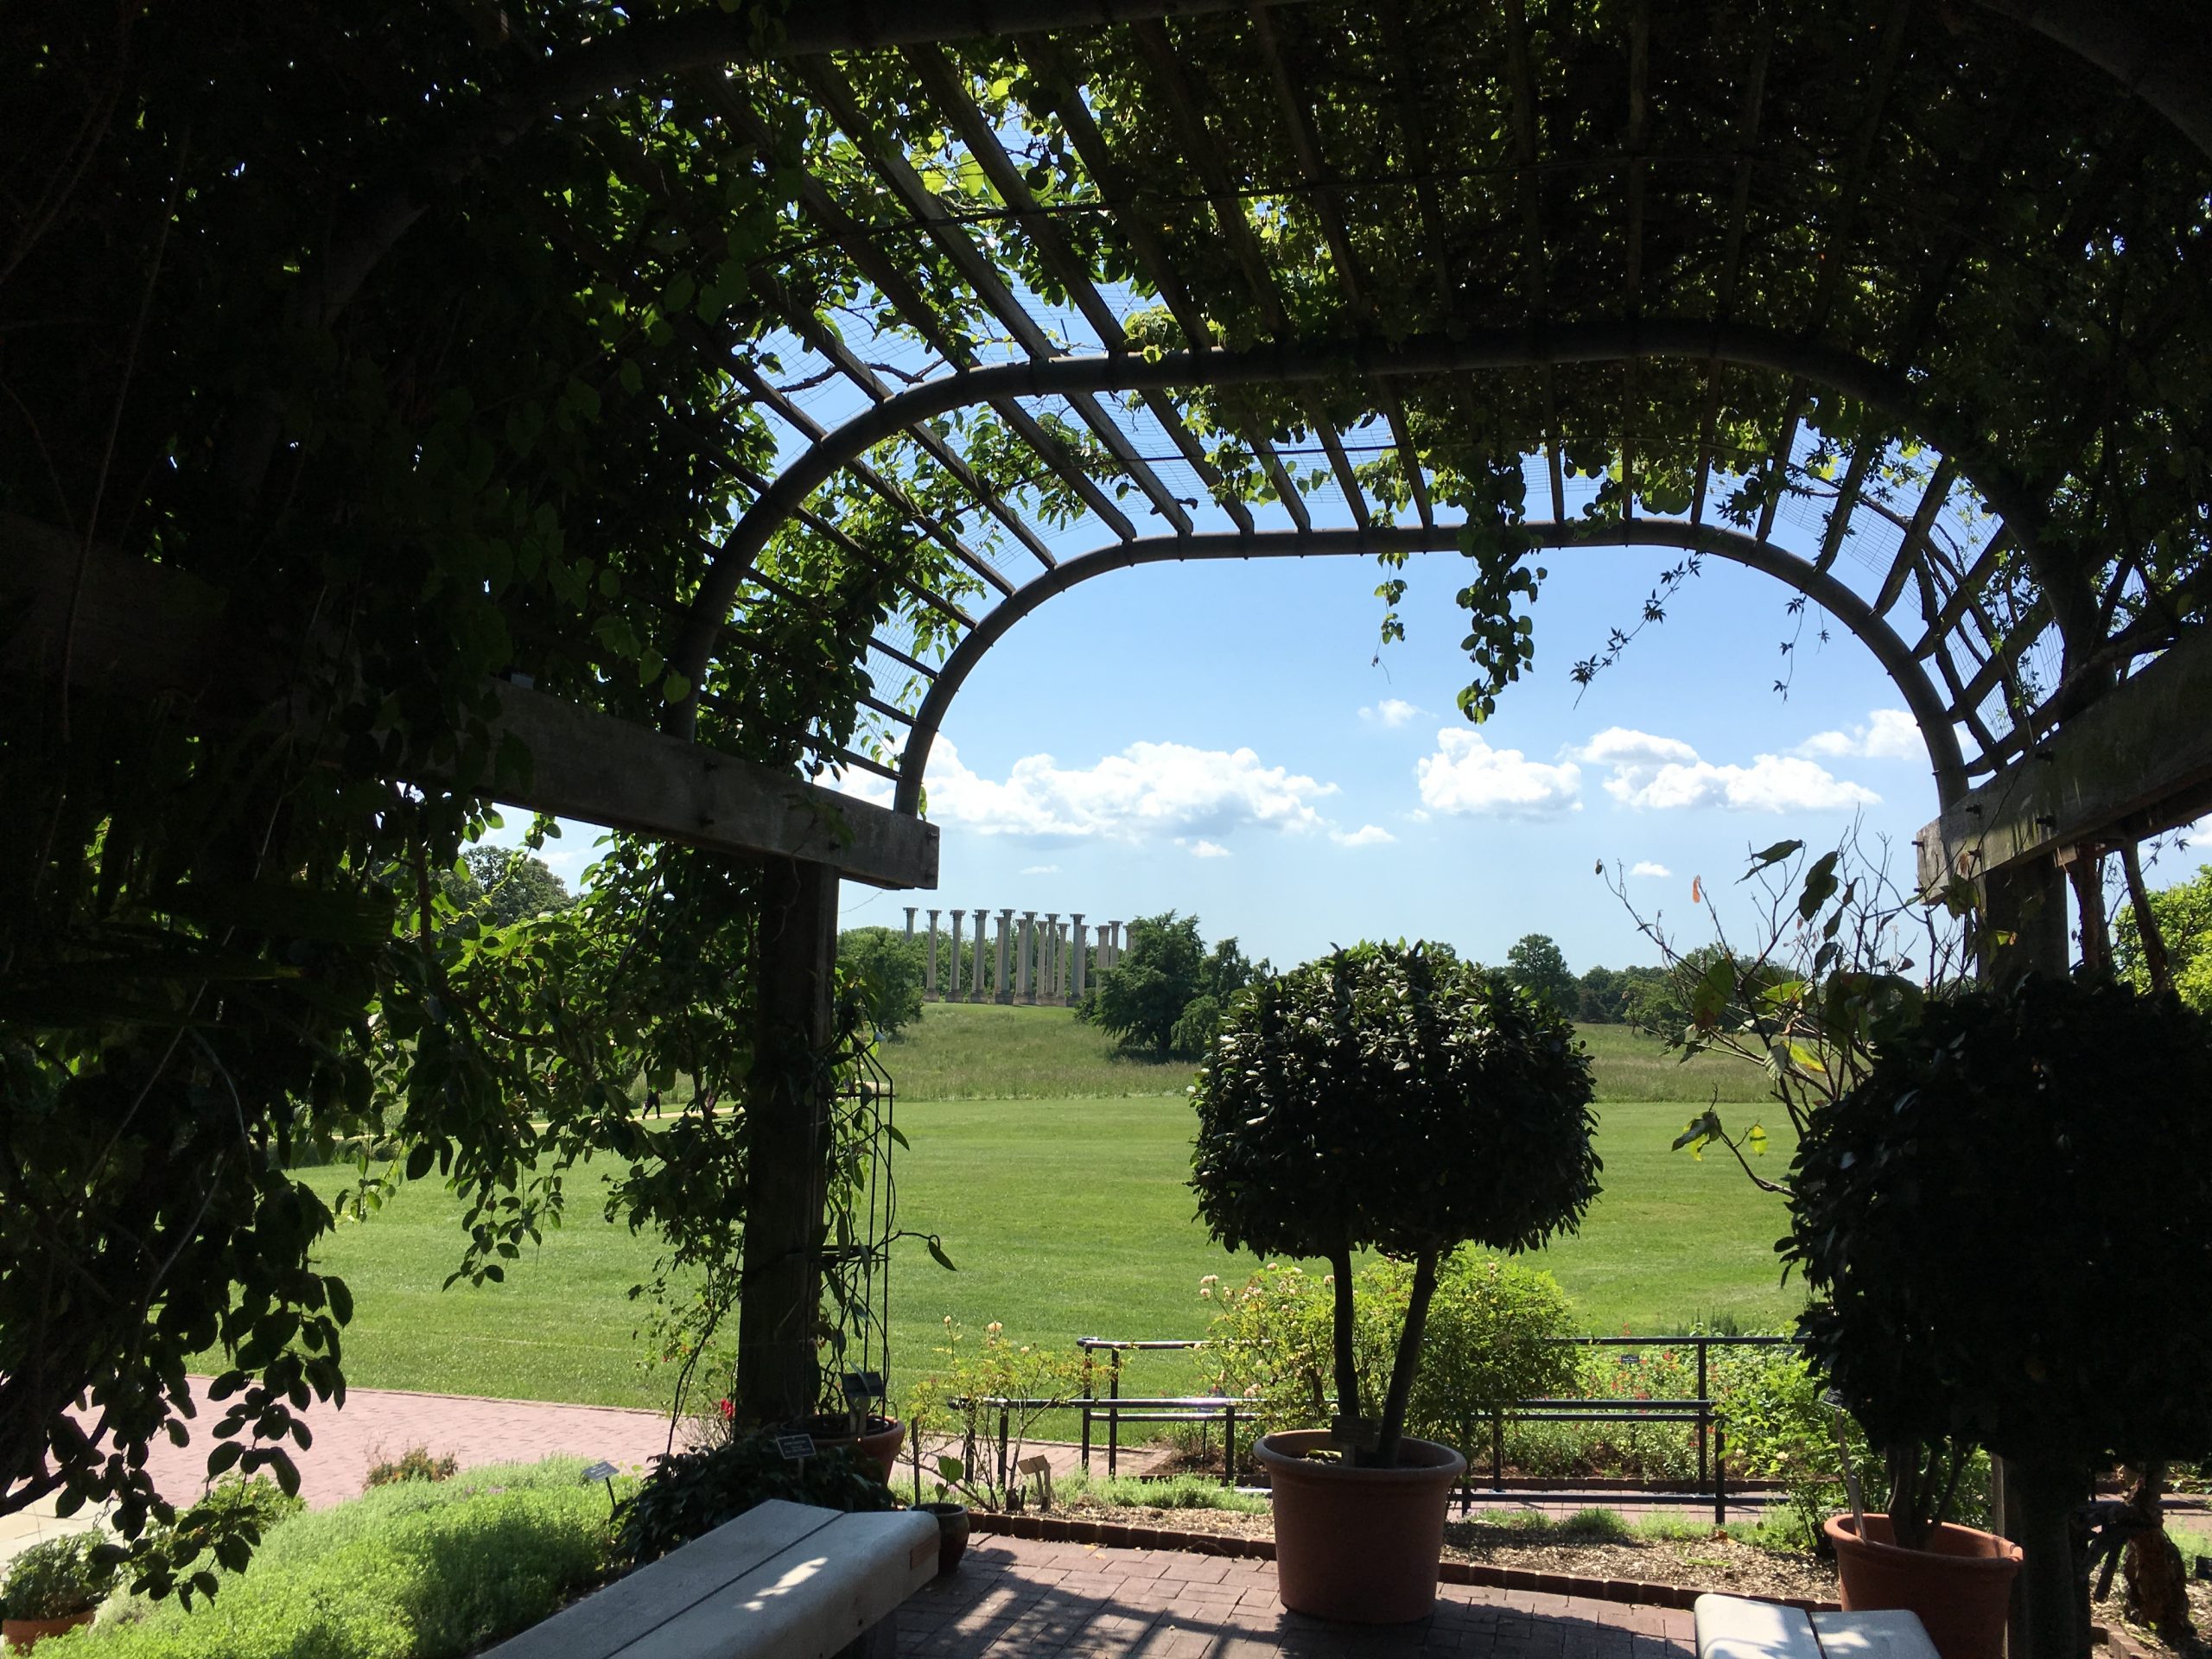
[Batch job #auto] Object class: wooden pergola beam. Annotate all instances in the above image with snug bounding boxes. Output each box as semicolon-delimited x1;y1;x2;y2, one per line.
0;517;938;889
903;41;1255;534
1916;623;2212;887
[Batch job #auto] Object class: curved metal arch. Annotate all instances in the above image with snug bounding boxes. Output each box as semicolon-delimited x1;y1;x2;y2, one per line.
669;317;2089;704
888;522;1969;817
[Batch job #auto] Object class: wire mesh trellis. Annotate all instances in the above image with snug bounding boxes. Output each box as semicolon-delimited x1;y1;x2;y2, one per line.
819;1035;899;1428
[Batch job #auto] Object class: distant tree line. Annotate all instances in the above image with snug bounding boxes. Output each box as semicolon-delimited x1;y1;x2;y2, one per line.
834;914;1708;1053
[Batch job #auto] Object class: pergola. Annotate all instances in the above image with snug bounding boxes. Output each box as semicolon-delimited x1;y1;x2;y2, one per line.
7;2;2212;1651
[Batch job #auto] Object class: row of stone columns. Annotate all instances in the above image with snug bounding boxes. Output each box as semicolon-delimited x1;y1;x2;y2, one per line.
902;907;1133;1005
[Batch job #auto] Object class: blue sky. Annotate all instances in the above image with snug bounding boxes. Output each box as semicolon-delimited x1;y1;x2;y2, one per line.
828;535;1942;974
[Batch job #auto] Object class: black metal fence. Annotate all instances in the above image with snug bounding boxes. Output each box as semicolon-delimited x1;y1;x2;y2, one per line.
1065;1332;1799;1527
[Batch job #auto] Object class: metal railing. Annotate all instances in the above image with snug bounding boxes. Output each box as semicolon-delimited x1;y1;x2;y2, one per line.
1071;1332;1798;1525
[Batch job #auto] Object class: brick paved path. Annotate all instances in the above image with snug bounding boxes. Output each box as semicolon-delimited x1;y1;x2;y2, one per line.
899;1534;1696;1659
70;1378;678;1512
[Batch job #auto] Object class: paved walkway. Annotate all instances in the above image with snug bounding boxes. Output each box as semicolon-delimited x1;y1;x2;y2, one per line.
899;1534;1695;1659
68;1378;677;1513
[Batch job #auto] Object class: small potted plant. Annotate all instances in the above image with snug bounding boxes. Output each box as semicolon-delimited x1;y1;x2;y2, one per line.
1788;973;2212;1659
1191;943;1601;1622
2;1533;118;1651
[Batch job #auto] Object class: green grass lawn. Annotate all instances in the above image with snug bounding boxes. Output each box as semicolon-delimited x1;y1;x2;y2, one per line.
280;1010;1799;1411
874;1001;1764;1104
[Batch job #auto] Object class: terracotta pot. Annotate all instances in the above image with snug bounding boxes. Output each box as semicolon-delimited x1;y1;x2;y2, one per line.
4;1610;97;1653
1255;1429;1467;1624
918;1502;971;1575
1825;1513;2022;1659
798;1415;906;1484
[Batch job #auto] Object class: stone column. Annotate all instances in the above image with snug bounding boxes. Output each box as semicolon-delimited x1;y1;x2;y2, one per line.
903;906;916;939
995;909;1014;1002
927;910;944;999
1109;921;1124;971
1057;922;1071;1001
1041;913;1058;1004
1071;914;1087;1000
1016;911;1034;1001
972;908;987;1000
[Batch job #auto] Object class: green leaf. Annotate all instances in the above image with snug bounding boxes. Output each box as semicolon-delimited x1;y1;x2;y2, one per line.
1744;839;1804;878
925;1236;957;1272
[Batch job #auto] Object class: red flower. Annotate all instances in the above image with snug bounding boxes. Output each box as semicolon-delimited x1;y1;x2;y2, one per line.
718;1397;734;1420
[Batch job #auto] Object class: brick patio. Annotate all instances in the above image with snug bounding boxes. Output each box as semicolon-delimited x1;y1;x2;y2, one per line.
898;1533;1696;1659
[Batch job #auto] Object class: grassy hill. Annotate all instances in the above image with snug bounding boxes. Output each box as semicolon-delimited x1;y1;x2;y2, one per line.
275;1006;1797;1410
874;1001;1765;1104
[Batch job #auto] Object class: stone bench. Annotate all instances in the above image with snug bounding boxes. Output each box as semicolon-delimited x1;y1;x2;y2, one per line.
486;1499;941;1659
1696;1593;1941;1659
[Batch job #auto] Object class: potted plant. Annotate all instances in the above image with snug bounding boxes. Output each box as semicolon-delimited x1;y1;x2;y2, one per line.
2;1533;117;1651
1190;943;1601;1622
1787;973;2212;1659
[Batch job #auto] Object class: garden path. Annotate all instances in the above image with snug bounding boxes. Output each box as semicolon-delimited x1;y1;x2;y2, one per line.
897;1533;1697;1658
66;1377;678;1515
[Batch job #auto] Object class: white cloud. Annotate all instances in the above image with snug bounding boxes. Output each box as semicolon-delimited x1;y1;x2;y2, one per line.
1331;823;1397;848
1575;726;1879;814
1796;709;1922;762
914;737;1338;841
1183;839;1230;859
1416;730;1583;817
1020;864;1061;875
1360;697;1426;728
1630;861;1673;878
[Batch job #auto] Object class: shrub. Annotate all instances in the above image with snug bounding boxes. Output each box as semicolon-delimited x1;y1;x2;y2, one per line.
365;1446;460;1488
66;1459;611;1658
1789;976;2212;1550
613;1435;894;1566
906;1319;1088;1510
1191;944;1599;1466
3;1531;118;1620
1203;1261;1397;1443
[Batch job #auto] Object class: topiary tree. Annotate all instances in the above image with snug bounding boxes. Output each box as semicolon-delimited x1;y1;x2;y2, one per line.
1189;942;1600;1468
1788;974;2212;1658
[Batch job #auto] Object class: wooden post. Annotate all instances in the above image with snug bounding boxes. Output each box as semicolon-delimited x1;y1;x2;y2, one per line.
1979;851;2073;1659
735;856;840;1428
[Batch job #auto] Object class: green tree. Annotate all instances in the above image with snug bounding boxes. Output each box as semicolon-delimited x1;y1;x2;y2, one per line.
1504;933;1576;1010
454;849;575;929
2115;863;2212;1012
1082;912;1261;1058
836;927;925;1039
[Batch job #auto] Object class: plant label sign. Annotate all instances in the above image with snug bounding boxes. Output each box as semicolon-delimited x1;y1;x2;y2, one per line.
775;1433;817;1461
842;1370;884;1402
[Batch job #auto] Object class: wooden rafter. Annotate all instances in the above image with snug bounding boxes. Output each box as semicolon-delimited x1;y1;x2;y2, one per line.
901;41;1255;534
1492;0;1567;520
1129;16;1372;529
729;359;1020;592
1619;0;1649;524
704;83;1141;545
1019;34;1313;530
1816;86;2032;575
582;121;1037;589
1689;17;1772;527
1874;455;1961;614
1248;4;1433;529
799;56;1195;536
1753;0;1914;543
